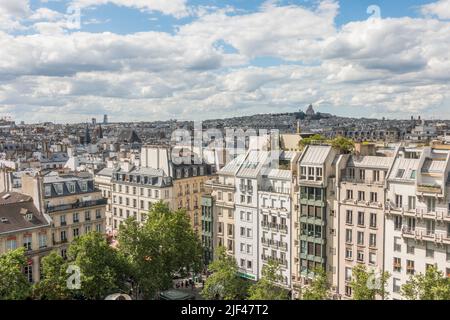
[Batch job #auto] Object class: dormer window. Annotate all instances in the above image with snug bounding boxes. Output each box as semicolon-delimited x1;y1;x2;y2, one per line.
68;182;76;193
80;181;88;192
396;169;405;179
54;183;63;195
44;185;52;197
199;166;205;176
193;167;197;176
184;168;189;178
176;169;181;179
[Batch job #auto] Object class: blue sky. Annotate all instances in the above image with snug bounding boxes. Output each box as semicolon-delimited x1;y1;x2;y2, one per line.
1;0;449;123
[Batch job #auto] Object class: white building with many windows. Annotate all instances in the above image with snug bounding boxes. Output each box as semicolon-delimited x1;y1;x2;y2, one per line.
385;146;450;299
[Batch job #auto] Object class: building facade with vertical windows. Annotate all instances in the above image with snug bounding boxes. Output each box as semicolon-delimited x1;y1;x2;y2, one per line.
385;146;450;299
0;192;52;283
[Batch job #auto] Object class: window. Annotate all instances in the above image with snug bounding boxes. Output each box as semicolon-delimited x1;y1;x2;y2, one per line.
394;216;402;231
394;237;402;252
39;233;47;248
373;170;380;182
96;224;101;233
73;212;79;223
408;196;416;210
393;257;401;272
68;182;76;193
396;169;405;179
23;235;32;251
60;215;66;226
357;251;364;262
346;189;353;200
357;231;364;245
369;252;376;265
345;248;352;260
357;212;365;226
44;185;52;197
370;213;377;228
60;230;67;241
7;238;17;251
406;260;415;275
24;265;33;283
395;195;403;208
407;243;415;254
345;267;352;281
54;183;63;195
393;278;401;293
359;169;366;180
247;260;252;270
346;210;353;225
345;229;352;243
358;191;365;201
73;228;79;238
240;259;245;268
426;243;434;258
80;181;88;192
370;192;378;203
369;234;377;247
84;211;91;221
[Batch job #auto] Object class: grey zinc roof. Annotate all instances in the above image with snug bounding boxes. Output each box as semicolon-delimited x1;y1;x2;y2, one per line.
300;146;332;165
261;168;292;180
0;192;49;234
237;151;270;178
421;159;446;173
219;154;246;175
348;156;393;169
388;158;421;181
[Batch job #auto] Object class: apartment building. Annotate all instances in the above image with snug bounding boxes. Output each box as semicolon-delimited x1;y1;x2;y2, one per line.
96;146;212;233
21;171;107;258
204;155;243;257
108;164;172;232
258;151;298;287
335;150;395;299
0;192;52;283
385;146;450;299
296;145;338;288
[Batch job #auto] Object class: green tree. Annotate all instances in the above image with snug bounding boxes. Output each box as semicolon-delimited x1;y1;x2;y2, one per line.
350;265;390;300
202;247;249;300
0;248;32;300
401;266;450;300
302;267;329;300
248;259;289;300
330;136;354;154
67;232;128;299
33;251;72;300
299;134;326;149
119;201;203;299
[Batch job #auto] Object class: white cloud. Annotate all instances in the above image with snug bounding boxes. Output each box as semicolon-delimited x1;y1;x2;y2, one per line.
421;0;450;19
0;0;450;122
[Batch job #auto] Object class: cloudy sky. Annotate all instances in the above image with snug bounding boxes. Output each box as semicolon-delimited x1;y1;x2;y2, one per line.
0;0;449;123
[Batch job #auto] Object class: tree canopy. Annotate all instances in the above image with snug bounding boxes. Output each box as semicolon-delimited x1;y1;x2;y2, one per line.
0;248;32;300
248;259;289;300
202;246;249;300
401;266;450;300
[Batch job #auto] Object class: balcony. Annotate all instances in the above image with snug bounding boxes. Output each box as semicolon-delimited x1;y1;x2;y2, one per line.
341;176;384;186
417;185;442;195
46;198;107;213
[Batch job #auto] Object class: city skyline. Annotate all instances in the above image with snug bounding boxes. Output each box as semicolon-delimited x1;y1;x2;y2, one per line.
0;0;449;123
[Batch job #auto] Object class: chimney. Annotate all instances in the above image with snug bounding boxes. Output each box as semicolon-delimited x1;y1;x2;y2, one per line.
355;142;376;156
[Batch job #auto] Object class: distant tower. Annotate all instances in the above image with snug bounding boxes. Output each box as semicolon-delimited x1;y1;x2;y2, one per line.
297;120;301;134
103;114;108;125
305;104;315;117
97;124;103;139
84;123;91;145
92;118;96;126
